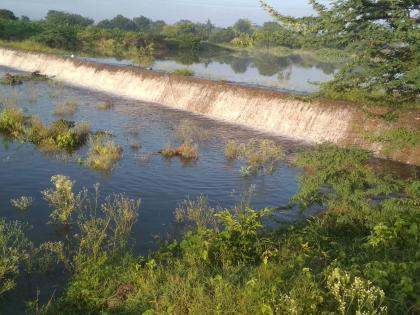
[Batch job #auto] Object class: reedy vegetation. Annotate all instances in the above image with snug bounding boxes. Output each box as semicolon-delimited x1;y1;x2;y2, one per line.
1;143;418;314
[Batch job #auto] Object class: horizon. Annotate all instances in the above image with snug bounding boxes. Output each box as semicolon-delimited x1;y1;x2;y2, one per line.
1;0;319;26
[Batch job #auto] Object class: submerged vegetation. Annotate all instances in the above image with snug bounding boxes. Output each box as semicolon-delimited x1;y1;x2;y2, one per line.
53;99;79;117
225;138;284;175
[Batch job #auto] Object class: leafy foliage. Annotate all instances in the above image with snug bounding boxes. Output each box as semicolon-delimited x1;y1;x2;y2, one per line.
262;0;420;107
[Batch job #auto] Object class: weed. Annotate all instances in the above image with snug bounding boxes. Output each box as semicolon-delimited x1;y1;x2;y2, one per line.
225;138;284;175
42;175;79;225
10;196;33;211
85;134;123;172
0;219;32;296
53;99;79;117
0;106;26;138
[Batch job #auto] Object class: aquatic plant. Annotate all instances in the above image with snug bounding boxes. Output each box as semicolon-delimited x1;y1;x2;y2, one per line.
96;100;114;110
0;106;26;138
225;138;284;175
175;119;210;145
0;71;48;86
28;119;91;152
53;99;79;116
42;175;79;225
172;69;194;76
10;196;33;211
84;134;123;172
160;143;198;160
0;219;32;296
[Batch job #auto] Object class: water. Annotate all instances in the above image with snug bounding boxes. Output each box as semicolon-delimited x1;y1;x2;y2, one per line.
80;50;339;93
0;67;307;312
0;70;304;250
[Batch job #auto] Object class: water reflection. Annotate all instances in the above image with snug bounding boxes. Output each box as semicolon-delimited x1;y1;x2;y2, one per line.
82;50;340;93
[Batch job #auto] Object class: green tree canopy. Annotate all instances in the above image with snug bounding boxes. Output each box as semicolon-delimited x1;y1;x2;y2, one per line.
0;9;17;20
45;10;94;27
262;0;420;107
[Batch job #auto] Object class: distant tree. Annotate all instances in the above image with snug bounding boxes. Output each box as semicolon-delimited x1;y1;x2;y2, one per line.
261;0;420;106
133;16;152;32
253;22;298;48
34;25;80;50
150;20;166;33
97;15;137;31
162;20;203;50
20;16;30;22
45;10;94;27
0;9;17;20
209;27;236;43
233;18;254;35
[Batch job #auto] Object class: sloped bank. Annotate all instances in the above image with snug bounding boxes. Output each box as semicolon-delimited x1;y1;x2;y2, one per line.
0;47;419;165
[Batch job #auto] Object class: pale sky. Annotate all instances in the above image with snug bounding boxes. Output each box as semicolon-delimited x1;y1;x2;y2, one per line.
0;0;318;26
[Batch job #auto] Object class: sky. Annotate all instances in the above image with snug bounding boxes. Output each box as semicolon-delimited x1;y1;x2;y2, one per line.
0;0;318;26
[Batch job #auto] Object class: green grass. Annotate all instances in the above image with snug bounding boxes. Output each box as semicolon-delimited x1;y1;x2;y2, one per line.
172;68;195;76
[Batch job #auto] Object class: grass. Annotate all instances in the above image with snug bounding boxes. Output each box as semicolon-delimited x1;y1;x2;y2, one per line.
225;138;284;175
53;99;79;117
172;68;195;76
84;134;123;172
0;39;65;55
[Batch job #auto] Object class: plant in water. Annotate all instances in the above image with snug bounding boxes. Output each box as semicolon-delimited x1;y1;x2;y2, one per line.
42;175;79;225
0;219;32;296
0;106;26;138
175;119;210;145
160;143;198;160
85;134;123;172
96;100;114;111
172;68;194;76
225;138;283;175
53;99;79;116
10;196;33;211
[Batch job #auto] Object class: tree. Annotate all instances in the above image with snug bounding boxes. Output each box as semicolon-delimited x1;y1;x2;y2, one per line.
233;19;254;35
0;9;17;20
45;10;93;27
97;15;137;31
261;0;420;107
133;16;152;32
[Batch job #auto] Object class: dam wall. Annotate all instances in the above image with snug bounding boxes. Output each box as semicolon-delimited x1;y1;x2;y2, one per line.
0;48;419;165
